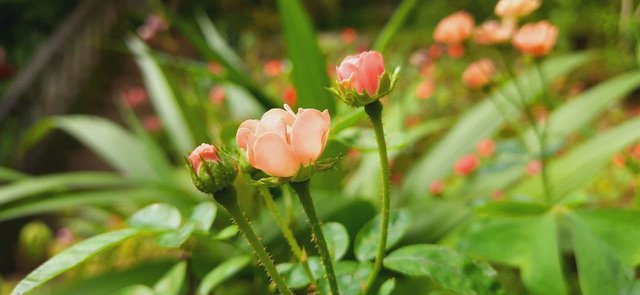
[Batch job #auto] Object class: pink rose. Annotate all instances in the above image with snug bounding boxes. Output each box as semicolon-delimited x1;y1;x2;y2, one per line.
336;51;385;96
433;11;475;45
454;154;479;176
473;20;515;45
462;58;496;88
495;0;541;19
512;21;558;57
188;144;219;174
236;104;331;177
476;139;496;157
429;179;444;195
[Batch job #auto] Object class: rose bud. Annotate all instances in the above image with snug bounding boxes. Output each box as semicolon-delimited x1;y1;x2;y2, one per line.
332;51;399;107
462;58;496;89
495;0;541;19
512;21;558;57
236;104;331;181
433;11;475;45
187;143;237;193
454;154;479;176
473;20;515;45
476;139;496;157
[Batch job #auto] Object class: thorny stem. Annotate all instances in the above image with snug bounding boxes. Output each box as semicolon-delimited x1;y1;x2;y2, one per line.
258;187;317;287
362;100;391;295
215;187;294;295
290;180;340;295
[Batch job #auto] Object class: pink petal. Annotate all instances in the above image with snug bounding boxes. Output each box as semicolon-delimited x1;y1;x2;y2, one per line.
256;115;288;141
261;108;295;126
236;119;259;151
291;109;331;164
252;133;300;177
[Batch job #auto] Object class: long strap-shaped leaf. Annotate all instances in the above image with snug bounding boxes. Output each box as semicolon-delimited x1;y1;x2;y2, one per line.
401;53;594;200
277;0;334;113
12;229;141;295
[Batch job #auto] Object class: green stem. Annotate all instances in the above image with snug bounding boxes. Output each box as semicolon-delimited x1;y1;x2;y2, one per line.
533;60;553;204
290;180;340;295
215;187;294;295
259;187;317;287
363;100;391;294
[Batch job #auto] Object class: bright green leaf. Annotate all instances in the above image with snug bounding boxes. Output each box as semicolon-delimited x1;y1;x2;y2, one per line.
189;202;217;232
377;278;396;295
213;225;238;240
322;222;349;261
156;223;195;248
197;256;251;295
12;229;140;295
128;203;182;230
318;261;371;295
114;285;155;295
475;201;549;217
355;210;411;261
153;261;186;295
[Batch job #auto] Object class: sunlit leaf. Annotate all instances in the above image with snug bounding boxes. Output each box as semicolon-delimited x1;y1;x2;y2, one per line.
189;201;217;232
198;256;251;295
128;203;182;230
153;261;186;295
355;210;411;261
322;222;349;261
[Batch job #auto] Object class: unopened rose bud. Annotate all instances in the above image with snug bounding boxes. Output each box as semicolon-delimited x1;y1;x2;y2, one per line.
332;51;399;107
187;143;237;193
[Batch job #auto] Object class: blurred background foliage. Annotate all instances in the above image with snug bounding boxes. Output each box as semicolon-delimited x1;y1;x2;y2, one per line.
2;0;640;294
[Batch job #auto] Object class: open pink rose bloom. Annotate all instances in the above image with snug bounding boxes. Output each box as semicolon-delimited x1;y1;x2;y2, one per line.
236;104;331;178
336;51;385;96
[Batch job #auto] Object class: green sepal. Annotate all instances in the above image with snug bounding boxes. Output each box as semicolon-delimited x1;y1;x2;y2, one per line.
330;67;401;107
186;146;238;194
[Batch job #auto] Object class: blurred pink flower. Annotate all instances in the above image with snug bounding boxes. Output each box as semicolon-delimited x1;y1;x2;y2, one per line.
427;44;444;61
415;80;435;100
473;20;515;45
138;15;169;41
209;86;226;104
236;104;331;177
207;61;223;75
188;143;219;174
121;86;148;108
613;153;626;168
446;43;465;58
336;51;385;96
264;60;284;77
512;21;558;56
454;154;479;176
495;0;541;19
283;86;297;107
142;116;162;132
341;27;358;44
429;179;444;195
434;11;474;44
525;160;542;175
462;58;495;88
476;139;496;157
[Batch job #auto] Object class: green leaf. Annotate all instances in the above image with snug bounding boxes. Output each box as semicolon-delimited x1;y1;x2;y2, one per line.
156;223;195;248
195;11;246;75
213;225;238;240
126;35;195;154
0;166;27;182
153;261;186;295
197;256;251;295
318;261;372;295
0;189;172;222
114;285;155;295
22;116;170;180
322;222;349;261
384;244;503;294
12;229;140;295
458;214;566;295
355;210;411;261
189;202;217;232
372;0;421;52
276;0;334;113
377;278;396;295
513;118;640;201
570;215;635;295
128;203;182;230
402;53;594;200
277;257;324;289
475;201;549;217
0;172;125;206
525;70;640;153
